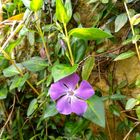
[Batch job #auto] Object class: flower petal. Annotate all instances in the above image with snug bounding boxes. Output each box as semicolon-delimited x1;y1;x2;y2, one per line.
56;95;72;115
49;82;67;101
75;80;95;100
71;96;87;115
59;73;79;90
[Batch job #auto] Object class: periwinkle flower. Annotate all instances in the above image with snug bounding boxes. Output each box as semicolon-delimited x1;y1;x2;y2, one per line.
49;73;95;115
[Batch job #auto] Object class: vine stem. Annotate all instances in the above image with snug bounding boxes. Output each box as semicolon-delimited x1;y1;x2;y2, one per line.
35;12;52;65
0;47;40;95
124;2;140;61
63;23;74;66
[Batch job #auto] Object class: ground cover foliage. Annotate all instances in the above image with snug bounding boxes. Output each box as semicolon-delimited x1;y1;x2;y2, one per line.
1;0;140;139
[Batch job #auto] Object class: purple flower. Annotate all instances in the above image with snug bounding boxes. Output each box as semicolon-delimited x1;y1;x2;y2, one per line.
49;73;95;115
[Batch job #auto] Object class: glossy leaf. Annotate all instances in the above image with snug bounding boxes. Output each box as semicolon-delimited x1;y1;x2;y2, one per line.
135;79;140;88
131;14;140;25
52;63;78;82
69;28;112;40
136;106;140;120
3;64;24;77
84;95;105;128
0;55;9;70
43;104;58;119
115;13;128;32
10;73;29;90
30;0;43;11
125;98;136;110
82;55;95;80
114;51;135;61
0;87;8;100
110;94;126;100
72;39;87;63
56;0;69;24
65;0;72;22
132;35;140;44
22;57;48;72
27;99;38;116
5;37;23;54
101;0;109;3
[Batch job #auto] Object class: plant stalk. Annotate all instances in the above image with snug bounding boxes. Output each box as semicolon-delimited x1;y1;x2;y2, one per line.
0;47;40;95
63;23;74;66
124;2;140;61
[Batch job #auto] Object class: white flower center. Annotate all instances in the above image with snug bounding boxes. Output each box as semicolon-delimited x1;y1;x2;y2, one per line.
67;90;74;95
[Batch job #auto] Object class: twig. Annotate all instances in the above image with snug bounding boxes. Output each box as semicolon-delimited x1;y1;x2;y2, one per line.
0;96;16;138
123;122;140;140
0;21;24;51
106;117;113;140
124;2;140;61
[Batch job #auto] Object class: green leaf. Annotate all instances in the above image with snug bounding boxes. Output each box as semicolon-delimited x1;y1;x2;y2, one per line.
84;95;105;128
136;106;140;120
114;51;135;61
125;98;136;110
69;28;112;40
88;0;98;4
132;35;140;44
28;31;35;46
30;0;43;11
115;13;128;32
0;87;8;100
136;133;140;140
109;104;120;116
10;73;29;90
65;0;72;22
82;55;95;80
56;0;69;24
27;99;38;116
72;39;87;63
22;57;48;72
69;119;89;135
125;0;134;3
110;94;126;100
135;79;140;88
43;104;58;119
117;80;127;89
5;37;23;54
101;0;109;4
52;63;78;82
3;64;24;77
131;14;140;25
0;55;9;70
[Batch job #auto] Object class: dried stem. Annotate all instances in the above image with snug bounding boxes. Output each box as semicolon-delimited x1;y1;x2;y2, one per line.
106;117;113;140
0;96;16;138
123;122;140;140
